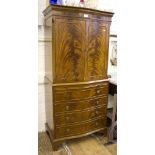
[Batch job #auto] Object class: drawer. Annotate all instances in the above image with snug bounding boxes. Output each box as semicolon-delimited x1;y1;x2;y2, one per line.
55;106;107;125
55;118;106;138
54;96;108;113
53;82;108;102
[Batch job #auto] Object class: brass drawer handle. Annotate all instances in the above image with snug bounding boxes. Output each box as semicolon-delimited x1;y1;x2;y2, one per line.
65;105;69;110
66;116;70;121
95;111;99;115
96;100;99;105
96;90;101;94
66;128;70;132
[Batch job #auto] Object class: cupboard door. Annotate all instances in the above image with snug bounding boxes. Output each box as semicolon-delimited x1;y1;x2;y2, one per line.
86;21;109;81
53;18;85;83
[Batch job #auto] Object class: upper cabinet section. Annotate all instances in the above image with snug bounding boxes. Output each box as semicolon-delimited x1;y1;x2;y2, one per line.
43;5;113;84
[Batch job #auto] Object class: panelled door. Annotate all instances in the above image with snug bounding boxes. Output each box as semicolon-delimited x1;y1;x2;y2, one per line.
53;17;109;83
53;17;86;83
85;20;109;81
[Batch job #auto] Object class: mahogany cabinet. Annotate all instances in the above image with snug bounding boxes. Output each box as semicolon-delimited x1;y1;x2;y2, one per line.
43;5;113;150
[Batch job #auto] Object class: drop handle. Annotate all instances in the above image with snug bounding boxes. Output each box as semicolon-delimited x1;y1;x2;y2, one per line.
65;105;69;110
96;90;101;94
95;111;99;115
66;128;70;132
96;100;99;105
66;116;70;121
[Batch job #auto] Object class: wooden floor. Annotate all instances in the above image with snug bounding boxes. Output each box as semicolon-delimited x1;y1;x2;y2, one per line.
38;132;117;155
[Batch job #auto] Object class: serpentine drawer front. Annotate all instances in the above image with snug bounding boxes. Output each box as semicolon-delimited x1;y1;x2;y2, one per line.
53;82;109;102
55;105;107;125
54;96;108;113
55;118;106;138
44;4;113;150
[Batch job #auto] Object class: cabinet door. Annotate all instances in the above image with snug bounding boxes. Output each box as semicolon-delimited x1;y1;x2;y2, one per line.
86;21;109;81
53;18;85;83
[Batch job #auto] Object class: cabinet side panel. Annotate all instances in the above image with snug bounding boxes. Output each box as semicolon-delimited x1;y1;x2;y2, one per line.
44;17;53;82
45;81;54;131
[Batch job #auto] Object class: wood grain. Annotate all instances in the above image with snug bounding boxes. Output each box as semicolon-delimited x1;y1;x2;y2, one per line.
38;132;116;155
55;106;107;125
67;136;112;155
55;118;106;138
53;82;109;102
54;18;85;83
86;21;109;80
54;96;108;113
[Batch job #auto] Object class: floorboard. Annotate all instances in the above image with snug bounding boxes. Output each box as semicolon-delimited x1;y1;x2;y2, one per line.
38;132;117;155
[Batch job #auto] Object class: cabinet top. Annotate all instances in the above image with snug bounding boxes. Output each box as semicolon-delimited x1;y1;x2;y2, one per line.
43;4;114;17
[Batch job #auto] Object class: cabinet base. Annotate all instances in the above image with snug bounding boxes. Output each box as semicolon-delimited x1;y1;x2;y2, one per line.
45;123;108;151
45;123;64;151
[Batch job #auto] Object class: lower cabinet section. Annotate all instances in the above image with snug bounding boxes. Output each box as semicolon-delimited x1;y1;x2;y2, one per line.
55;118;106;138
52;81;109;139
45;80;109;150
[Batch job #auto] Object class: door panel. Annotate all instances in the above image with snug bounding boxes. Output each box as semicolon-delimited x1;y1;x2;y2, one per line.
54;18;85;83
86;21;109;81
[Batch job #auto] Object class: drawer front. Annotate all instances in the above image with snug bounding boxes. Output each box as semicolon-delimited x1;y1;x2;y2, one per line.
54;96;108;113
55;118;106;138
53;82;108;102
55;106;107;125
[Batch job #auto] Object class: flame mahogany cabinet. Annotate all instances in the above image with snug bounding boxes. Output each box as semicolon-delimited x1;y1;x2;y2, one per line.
43;5;113;150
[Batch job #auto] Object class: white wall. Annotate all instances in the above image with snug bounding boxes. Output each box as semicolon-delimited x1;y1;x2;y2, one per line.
38;24;52;131
38;28;47;132
38;0;117;132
